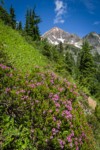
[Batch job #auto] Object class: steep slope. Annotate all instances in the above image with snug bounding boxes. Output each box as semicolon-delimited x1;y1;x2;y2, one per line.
0;21;97;150
0;21;47;72
83;32;100;54
42;27;100;53
42;27;81;47
0;63;96;150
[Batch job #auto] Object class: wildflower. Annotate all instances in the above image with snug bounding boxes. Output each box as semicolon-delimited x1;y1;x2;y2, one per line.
67;136;72;143
56;108;59;112
69;142;73;148
35;100;39;103
20;89;25;93
5;88;11;93
76;146;79;150
28;84;35;88
57;120;61;129
36;82;42;86
58;87;64;92
49;109;52;113
50;80;54;84
45;139;48;142
52;128;58;135
21;95;28;100
0;64;10;70
53;116;56;121
16;91;20;95
50;136;53;139
55;102;60;108
43;110;46;114
52;94;59;101
49;93;53;98
71;131;74;137
58;139;65;149
75;141;78;146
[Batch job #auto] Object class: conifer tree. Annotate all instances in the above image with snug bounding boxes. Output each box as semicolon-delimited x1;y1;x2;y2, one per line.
79;41;95;87
0;0;4;5
18;21;22;30
65;51;75;75
0;5;11;25
10;5;16;29
24;8;41;41
58;42;63;53
25;9;29;34
16;21;22;30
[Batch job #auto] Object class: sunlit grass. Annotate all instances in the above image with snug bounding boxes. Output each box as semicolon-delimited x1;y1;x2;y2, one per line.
0;21;48;72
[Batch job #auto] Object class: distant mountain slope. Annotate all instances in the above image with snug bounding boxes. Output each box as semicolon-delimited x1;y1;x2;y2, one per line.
42;27;100;54
83;32;100;54
0;21;48;72
42;27;81;48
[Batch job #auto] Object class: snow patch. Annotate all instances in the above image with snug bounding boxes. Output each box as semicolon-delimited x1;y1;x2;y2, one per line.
74;42;82;48
58;37;65;43
52;35;57;39
54;27;59;31
54;41;59;45
48;38;59;45
70;40;74;44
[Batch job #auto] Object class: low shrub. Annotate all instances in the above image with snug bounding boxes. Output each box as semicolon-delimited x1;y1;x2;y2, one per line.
0;64;96;150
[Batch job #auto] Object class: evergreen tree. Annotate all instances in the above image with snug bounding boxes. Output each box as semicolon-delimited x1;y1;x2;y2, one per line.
25;9;29;34
0;0;4;5
0;5;12;25
58;42;63;53
24;8;41;41
19;21;22;30
79;41;95;87
65;51;75;75
17;21;22;30
10;5;16;29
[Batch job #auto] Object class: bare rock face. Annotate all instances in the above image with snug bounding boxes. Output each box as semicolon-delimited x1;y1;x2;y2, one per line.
42;27;100;54
42;27;81;47
83;32;100;54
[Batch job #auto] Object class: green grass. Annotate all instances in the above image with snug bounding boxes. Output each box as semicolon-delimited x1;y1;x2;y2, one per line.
0;21;48;72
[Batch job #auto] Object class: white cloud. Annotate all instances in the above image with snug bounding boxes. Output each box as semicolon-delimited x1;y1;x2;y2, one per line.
81;0;95;13
93;21;100;25
54;0;67;24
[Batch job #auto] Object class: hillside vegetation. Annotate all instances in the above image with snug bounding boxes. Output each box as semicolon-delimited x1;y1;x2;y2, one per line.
0;20;98;150
0;21;48;73
1;1;100;146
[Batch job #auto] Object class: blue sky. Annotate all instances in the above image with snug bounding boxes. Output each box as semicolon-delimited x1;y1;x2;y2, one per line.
4;0;100;37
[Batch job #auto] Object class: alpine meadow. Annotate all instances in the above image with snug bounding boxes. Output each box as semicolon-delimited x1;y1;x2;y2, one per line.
0;1;100;150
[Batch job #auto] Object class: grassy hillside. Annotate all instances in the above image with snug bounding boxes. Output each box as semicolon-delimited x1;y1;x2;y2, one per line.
0;64;96;150
0;21;48;72
0;21;98;150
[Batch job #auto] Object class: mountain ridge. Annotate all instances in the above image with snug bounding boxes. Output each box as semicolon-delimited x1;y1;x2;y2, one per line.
42;27;100;54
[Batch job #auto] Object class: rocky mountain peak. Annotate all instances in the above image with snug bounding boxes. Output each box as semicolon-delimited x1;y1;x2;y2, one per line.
42;27;100;54
42;27;81;46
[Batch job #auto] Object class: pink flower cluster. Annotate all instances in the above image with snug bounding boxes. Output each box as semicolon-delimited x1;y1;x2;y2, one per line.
67;131;74;143
52;94;59;101
28;82;43;88
57;120;61;129
65;101;72;111
5;87;11;93
0;64;10;70
58;139;65;149
52;128;59;135
21;95;29;100
62;110;72;120
16;89;26;95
